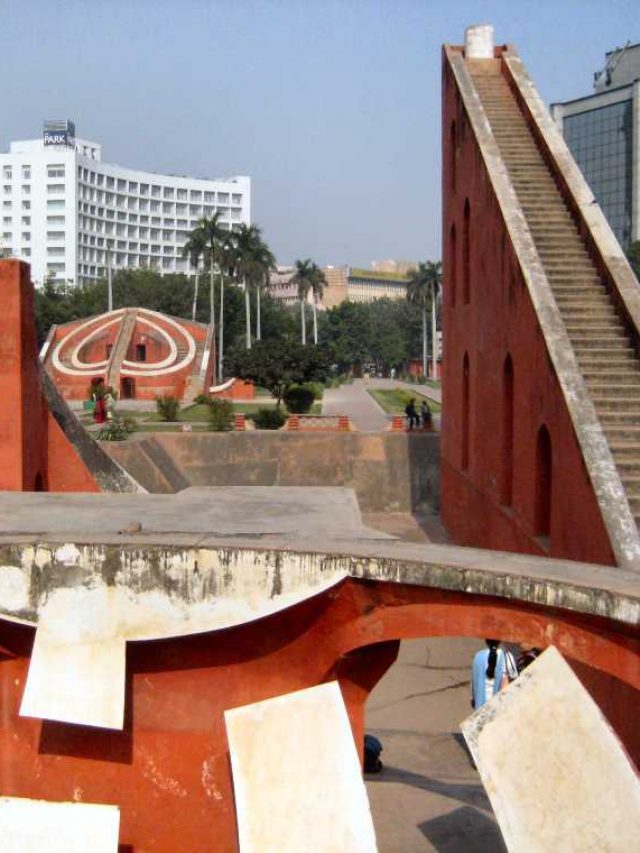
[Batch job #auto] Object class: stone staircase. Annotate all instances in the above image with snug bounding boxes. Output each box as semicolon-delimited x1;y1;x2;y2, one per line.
470;66;640;528
106;309;138;390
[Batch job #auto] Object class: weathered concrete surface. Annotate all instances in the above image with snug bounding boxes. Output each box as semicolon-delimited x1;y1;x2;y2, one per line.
226;682;378;852
0;796;120;852
0;486;391;540
20;587;127;729
461;647;640;852
105;431;441;512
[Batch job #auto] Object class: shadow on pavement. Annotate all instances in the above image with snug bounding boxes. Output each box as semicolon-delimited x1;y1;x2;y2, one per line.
418;805;506;852
366;765;491;813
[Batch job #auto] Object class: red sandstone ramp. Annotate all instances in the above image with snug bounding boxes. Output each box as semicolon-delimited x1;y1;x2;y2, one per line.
442;36;640;569
0;260;142;493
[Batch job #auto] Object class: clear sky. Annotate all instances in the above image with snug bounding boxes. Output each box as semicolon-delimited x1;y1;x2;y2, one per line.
2;1;638;266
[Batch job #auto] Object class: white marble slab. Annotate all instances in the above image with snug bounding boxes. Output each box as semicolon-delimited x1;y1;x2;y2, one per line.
20;587;126;729
461;646;640;852
0;796;120;852
225;681;378;853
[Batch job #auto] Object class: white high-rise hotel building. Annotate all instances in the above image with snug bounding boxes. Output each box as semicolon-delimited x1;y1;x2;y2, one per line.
0;120;251;286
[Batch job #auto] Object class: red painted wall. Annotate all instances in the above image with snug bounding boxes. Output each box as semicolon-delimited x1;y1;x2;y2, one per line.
440;51;615;566
0;577;636;851
0;260;100;492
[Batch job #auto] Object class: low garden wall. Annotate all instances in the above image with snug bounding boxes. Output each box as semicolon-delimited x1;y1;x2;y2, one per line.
105;431;440;512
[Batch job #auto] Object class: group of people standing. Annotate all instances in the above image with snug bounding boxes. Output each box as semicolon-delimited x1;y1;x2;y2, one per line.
404;397;432;431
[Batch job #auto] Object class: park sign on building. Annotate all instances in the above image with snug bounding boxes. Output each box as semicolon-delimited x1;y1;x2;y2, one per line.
43;119;75;148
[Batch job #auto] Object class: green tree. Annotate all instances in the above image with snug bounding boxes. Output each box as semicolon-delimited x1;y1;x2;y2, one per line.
290;259;315;345
406;261;441;378
234;223;265;350
227;339;330;406
309;263;327;345
181;230;207;321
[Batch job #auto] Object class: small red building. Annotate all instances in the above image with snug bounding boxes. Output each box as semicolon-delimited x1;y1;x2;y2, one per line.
41;308;215;403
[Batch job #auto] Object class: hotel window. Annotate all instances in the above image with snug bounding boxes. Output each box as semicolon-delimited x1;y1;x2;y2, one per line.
47;199;65;210
117;179;126;191
22;166;31;180
218;192;229;203
97;174;104;187
23;248;30;256
22;185;30;195
22;216;30;225
47;184;65;193
162;257;172;269
2;216;11;225
22;200;31;210
2;166;12;179
162;230;172;241
47;231;65;240
204;192;214;203
128;182;138;194
177;189;187;201
106;176;114;188
163;187;174;199
3;201;12;209
152;185;161;197
3;185;11;194
47;215;65;225
162;202;174;214
140;184;149;196
22;232;31;241
190;190;202;201
232;194;242;205
48;247;65;256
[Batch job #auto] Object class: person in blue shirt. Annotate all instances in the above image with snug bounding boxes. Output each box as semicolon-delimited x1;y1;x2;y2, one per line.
471;639;517;709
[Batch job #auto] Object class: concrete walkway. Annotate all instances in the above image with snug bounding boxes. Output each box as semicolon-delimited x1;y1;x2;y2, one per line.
323;378;442;432
322;380;390;432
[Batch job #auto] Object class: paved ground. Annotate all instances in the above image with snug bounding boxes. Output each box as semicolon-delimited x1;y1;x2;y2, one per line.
323;379;442;432
365;637;505;852
0;486;393;540
322;380;391;431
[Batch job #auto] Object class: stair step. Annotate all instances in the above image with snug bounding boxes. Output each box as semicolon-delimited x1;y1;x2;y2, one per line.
598;411;640;424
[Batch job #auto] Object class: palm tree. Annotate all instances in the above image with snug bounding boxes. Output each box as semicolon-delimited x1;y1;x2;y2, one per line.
234;223;264;349
309;263;327;345
197;212;226;326
252;240;276;341
216;230;237;379
407;261;441;379
290;259;314;345
181;230;206;321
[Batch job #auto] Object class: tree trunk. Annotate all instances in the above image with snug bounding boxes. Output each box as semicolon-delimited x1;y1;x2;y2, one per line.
300;298;306;345
218;273;224;381
431;288;437;380
256;287;261;341
191;270;199;322
245;279;251;349
210;264;217;383
312;296;318;345
422;307;427;379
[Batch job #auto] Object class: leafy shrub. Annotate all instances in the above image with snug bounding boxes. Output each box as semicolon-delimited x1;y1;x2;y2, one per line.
156;395;180;421
251;407;287;430
209;399;234;432
283;385;315;414
96;417;135;441
305;381;324;400
194;393;211;406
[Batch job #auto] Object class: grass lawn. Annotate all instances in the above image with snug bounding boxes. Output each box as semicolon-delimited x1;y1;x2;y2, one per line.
368;388;441;414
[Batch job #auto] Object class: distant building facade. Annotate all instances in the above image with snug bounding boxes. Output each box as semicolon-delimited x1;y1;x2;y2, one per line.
268;262;412;309
551;44;640;248
0;120;251;286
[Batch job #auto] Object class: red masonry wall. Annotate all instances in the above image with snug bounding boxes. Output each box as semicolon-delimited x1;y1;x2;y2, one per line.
0;260;100;492
440;50;615;566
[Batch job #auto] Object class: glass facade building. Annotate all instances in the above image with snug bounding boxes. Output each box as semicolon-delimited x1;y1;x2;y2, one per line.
551;44;640;251
562;101;633;246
